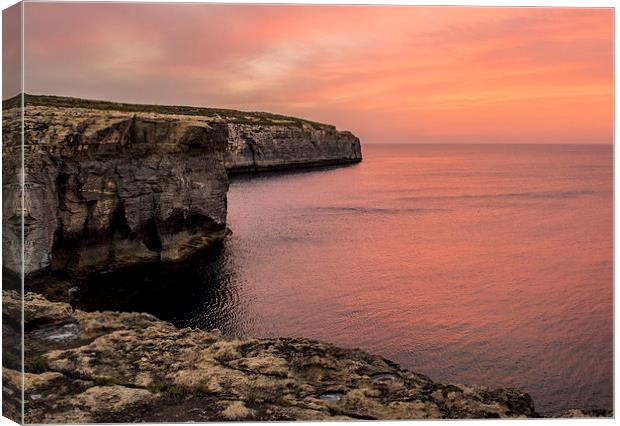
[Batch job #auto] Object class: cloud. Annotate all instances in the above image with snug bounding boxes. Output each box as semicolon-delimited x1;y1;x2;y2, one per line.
22;4;612;144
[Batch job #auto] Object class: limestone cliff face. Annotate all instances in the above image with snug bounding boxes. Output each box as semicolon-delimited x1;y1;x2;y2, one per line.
224;123;361;173
3;105;230;276
2;96;362;276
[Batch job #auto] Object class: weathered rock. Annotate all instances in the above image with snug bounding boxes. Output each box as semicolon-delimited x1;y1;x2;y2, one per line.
224;123;361;173
4;291;73;325
2;95;362;277
560;409;614;418
4;291;545;422
4;104;229;276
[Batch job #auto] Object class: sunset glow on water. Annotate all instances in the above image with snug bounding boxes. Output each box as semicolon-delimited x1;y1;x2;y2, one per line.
138;144;612;416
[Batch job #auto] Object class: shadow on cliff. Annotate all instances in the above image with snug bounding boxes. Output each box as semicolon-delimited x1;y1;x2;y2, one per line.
26;243;250;337
227;160;362;182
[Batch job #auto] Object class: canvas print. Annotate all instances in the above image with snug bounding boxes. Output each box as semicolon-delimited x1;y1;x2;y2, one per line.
1;2;613;423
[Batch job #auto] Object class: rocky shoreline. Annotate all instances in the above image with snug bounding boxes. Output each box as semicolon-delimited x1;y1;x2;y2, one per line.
3;291;541;422
3;291;611;422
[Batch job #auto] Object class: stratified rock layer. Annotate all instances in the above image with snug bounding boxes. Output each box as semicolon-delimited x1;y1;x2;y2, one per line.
4;106;229;276
2;96;362;276
224;123;361;173
4;291;538;423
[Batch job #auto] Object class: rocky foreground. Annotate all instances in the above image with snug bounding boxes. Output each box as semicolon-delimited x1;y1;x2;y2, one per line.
1;291;550;423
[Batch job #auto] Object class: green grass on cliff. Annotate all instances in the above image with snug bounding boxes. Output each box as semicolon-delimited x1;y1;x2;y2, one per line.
3;94;334;129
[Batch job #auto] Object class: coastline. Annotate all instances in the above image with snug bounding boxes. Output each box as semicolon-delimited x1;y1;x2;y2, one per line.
3;95;362;278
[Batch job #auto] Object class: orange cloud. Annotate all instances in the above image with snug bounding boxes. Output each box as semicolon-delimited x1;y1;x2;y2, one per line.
22;4;613;144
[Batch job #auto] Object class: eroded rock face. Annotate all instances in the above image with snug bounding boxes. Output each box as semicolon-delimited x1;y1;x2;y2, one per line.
224;123;362;173
2;98;361;277
3;106;229;276
5;291;541;423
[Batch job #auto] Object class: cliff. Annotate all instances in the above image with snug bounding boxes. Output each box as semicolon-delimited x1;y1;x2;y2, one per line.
224;123;361;173
3;291;541;422
2;95;362;277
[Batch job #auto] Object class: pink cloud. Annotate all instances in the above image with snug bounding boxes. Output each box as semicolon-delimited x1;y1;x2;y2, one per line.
22;4;613;144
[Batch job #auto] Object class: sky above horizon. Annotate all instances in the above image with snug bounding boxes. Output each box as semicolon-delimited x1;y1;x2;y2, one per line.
14;4;614;144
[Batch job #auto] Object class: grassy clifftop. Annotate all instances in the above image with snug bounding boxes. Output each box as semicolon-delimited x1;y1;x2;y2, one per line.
3;94;334;129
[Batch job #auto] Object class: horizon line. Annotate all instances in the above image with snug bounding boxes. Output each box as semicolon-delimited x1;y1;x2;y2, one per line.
363;142;614;145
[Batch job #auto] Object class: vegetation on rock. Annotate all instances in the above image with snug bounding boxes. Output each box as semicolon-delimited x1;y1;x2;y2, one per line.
3;94;333;129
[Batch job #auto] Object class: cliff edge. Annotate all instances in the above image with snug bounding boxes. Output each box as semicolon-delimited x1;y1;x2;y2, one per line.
2;95;362;277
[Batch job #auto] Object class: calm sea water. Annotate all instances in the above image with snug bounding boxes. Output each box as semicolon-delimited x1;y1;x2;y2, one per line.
81;144;613;415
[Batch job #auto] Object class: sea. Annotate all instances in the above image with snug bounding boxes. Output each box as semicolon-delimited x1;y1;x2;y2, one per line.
80;144;613;416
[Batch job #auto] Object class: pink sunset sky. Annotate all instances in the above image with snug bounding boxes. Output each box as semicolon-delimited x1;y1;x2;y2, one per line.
18;4;614;144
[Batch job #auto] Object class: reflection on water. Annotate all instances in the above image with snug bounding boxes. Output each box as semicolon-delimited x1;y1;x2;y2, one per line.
71;144;611;416
73;244;252;336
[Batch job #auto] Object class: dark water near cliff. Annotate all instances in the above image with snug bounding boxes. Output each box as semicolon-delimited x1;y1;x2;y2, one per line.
80;144;613;416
